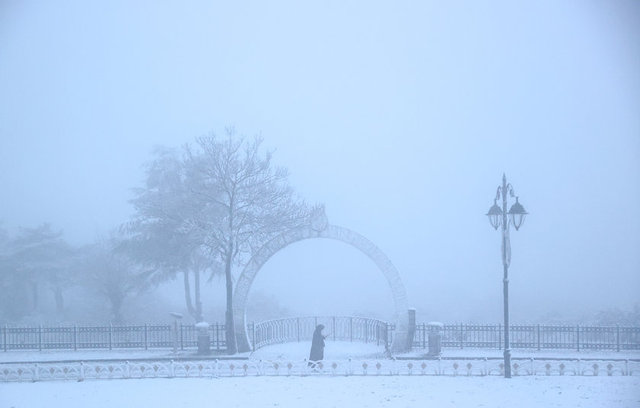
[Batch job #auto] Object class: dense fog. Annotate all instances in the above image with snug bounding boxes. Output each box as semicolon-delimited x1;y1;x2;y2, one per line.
1;1;639;327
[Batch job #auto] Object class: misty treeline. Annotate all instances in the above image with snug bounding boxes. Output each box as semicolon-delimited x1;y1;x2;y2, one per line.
0;131;312;353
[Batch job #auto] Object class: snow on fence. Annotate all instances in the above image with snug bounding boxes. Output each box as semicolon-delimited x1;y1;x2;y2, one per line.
1;320;639;352
413;323;640;351
252;316;391;350
0;323;226;352
1;357;638;382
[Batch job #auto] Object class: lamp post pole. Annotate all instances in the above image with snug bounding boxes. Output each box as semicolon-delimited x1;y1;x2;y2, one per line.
487;174;528;379
500;175;512;378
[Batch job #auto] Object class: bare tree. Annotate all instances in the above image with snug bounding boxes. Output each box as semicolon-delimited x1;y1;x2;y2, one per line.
79;235;142;322
0;226;31;320
124;147;220;322
8;224;74;315
186;130;310;353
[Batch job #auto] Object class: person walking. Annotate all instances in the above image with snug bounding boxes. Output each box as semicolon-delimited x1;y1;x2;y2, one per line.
308;324;327;368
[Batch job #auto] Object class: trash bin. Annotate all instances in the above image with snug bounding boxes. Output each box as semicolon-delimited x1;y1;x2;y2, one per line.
427;322;443;357
195;322;210;355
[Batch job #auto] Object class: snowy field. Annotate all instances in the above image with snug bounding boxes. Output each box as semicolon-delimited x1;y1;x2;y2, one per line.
3;341;637;363
2;343;639;407
1;375;639;408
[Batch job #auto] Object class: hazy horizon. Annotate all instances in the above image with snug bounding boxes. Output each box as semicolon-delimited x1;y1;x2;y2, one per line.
1;1;639;324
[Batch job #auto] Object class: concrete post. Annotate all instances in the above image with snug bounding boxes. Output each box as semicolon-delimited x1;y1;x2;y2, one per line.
407;309;416;351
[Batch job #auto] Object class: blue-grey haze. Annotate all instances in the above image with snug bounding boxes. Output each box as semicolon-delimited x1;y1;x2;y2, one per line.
1;1;638;323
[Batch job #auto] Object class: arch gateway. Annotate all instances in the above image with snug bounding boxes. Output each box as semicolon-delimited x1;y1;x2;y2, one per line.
233;208;411;352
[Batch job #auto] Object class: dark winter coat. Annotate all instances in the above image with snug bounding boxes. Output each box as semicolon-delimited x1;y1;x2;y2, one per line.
309;325;326;362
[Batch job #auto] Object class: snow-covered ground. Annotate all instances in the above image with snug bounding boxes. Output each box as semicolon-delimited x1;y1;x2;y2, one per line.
1;375;639;408
2;342;639;407
250;341;386;360
2;341;637;363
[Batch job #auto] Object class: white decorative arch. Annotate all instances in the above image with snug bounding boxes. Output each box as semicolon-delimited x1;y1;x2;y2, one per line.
233;211;410;352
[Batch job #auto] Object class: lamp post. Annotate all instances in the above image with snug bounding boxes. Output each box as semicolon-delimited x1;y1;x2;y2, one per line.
486;173;528;379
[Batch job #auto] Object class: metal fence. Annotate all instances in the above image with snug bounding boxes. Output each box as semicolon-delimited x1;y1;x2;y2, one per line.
1;323;226;352
2;321;639;352
2;357;639;382
251;316;391;350
413;323;640;351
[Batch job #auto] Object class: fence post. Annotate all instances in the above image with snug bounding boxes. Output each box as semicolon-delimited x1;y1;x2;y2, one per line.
109;324;112;351
350;317;353;342
297;318;300;343
38;325;42;351
537;324;540;351
365;322;369;343
616;325;620;352
144;324;148;350
3;325;6;352
386;323;390;350
252;322;256;352
332;317;336;342
217;323;221;351
74;325;77;351
499;323;502;350
180;323;184;351
576;325;580;352
460;323;463;349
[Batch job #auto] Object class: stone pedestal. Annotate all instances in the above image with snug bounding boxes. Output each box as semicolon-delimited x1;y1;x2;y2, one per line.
427;322;443;356
195;322;210;355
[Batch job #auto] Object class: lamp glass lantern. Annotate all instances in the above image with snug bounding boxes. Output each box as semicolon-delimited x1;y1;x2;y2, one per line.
508;197;528;231
486;200;503;230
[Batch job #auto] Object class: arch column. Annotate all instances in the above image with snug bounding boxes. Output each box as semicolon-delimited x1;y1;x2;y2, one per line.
233;223;411;353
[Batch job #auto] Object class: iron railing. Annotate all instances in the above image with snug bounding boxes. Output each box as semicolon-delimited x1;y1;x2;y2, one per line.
2;357;639;382
412;323;640;351
250;316;391;351
1;323;226;352
1;321;639;352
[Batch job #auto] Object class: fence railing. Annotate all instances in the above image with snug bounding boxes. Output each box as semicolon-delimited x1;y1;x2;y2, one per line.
2;321;639;353
1;323;226;352
251;316;391;351
413;324;640;351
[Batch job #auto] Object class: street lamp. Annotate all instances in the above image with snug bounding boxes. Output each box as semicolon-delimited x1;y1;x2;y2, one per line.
486;173;528;378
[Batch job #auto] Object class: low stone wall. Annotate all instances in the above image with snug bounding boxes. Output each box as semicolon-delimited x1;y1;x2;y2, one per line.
1;357;638;382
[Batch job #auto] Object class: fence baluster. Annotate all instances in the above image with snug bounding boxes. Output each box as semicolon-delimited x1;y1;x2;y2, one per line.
4;319;640;354
180;323;184;351
252;322;256;352
350;317;353;343
333;317;336;342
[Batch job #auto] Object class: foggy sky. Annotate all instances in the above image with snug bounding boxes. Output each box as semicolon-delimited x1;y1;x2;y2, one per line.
1;1;639;323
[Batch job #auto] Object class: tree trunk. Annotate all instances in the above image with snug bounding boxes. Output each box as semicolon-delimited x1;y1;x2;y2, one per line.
54;286;64;314
30;281;39;311
224;245;237;354
183;270;198;321
195;267;203;322
111;296;123;323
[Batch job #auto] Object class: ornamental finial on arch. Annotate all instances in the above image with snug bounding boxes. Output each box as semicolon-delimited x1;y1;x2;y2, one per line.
309;204;329;232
